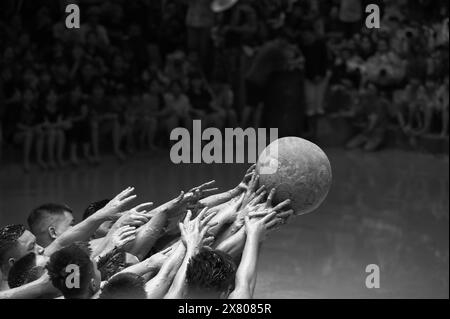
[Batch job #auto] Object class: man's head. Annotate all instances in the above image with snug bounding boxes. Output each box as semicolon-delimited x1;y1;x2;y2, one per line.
46;242;101;299
7;252;47;288
99;273;146;299
97;248;128;281
83;199;112;239
27;203;75;247
186;247;237;299
0;224;44;277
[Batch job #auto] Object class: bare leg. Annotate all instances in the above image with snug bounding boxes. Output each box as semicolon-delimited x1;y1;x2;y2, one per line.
47;129;57;168
442;107;449;137
364;134;384;152
70;143;79;166
36;130;46;169
0;124;3;164
91;120;101;163
147;118;157;150
22;131;33;171
346;134;368;149
112;118;125;160
227;110;238;127
56;130;66;167
82;143;93;163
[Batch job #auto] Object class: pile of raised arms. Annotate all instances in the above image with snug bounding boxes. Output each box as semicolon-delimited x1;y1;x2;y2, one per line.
0;165;293;299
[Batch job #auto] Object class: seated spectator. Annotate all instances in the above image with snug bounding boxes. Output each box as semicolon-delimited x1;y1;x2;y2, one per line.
393;78;423;137
79;7;110;47
162;81;199;132
12;89;45;172
362;38;406;86
346;82;389;151
187;73;214;122
210;81;238;128
187;72;237;129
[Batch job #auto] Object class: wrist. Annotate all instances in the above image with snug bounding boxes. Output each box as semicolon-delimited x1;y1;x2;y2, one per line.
187;244;200;256
230;187;242;197
246;229;261;241
145;259;159;272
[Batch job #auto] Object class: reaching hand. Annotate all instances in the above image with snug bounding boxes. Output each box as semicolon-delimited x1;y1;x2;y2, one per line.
248;188;293;223
183;180;218;210
234;187;267;227
116;202;153;228
111;225;137;251
235;164;256;193
244;209;281;241
116;211;150;228
95;187;137;221
179;208;218;253
241;172;260;207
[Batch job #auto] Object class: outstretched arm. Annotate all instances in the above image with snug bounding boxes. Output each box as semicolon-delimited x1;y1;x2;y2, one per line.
229;212;277;299
199;166;254;208
127;209;169;260
164;209;216;299
116;246;172;282
46;187;137;256
144;242;186;299
0;272;60;299
216;226;246;259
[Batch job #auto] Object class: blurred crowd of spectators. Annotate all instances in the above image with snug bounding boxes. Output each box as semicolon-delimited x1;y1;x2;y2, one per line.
0;0;448;171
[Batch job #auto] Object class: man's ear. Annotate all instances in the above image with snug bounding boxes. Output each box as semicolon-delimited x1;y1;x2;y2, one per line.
48;226;58;239
90;278;98;293
8;257;16;267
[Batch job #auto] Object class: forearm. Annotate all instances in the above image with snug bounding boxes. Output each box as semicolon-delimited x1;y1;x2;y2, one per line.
235;233;260;292
199;188;241;208
216;227;246;259
214;221;242;247
164;245;196;299
128;211;168;260
117;259;159;279
0;278;59;299
145;243;186;299
148;193;184;217
45;214;105;255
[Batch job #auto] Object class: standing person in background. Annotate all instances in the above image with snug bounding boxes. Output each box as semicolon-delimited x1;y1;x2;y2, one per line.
64;85;93;166
339;0;363;38
185;0;215;73
41;90;67;169
12;89;45;172
89;84;125;163
300;26;330;137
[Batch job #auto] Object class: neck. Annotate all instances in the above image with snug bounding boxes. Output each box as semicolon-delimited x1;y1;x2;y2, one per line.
0;278;10;291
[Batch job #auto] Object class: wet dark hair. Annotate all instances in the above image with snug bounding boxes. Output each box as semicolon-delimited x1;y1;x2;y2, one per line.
27;203;73;234
0;224;26;266
186;248;237;294
46;242;94;299
99;273;146;299
97;248;128;281
7;252;39;288
82;199;110;220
